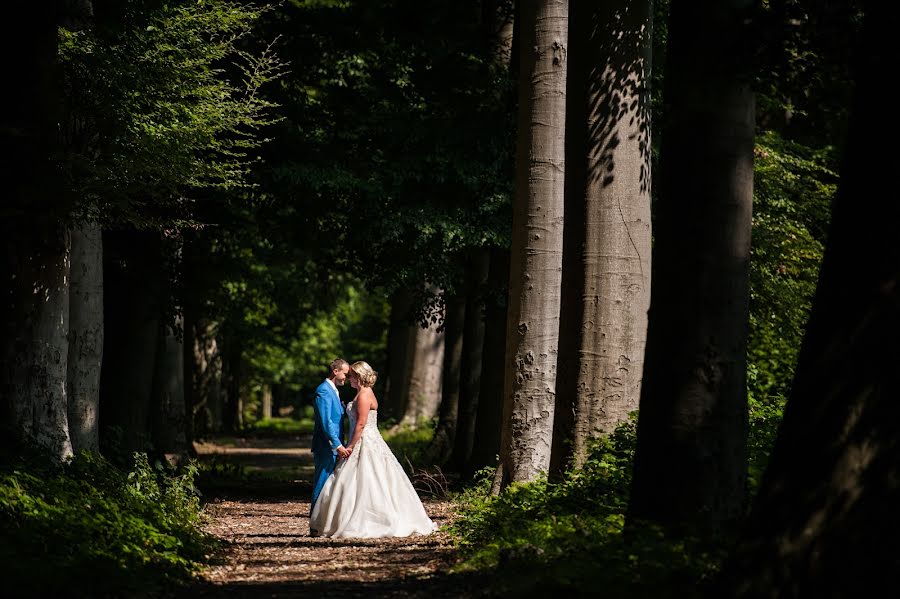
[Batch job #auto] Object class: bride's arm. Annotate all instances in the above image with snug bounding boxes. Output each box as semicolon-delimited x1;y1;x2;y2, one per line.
347;392;372;451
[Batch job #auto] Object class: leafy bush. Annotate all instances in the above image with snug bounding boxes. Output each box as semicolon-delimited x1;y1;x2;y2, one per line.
449;420;741;597
0;451;215;596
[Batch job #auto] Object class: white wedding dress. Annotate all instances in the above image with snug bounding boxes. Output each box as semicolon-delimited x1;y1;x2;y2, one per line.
309;399;437;538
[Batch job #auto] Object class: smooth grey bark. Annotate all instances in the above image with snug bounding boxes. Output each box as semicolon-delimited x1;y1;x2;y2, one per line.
429;294;467;464
400;321;444;427
449;250;490;472
67;220;104;454
4;229;75;461
716;4;900;595
150;316;188;458
551;0;653;474
628;0;755;535
493;0;569;492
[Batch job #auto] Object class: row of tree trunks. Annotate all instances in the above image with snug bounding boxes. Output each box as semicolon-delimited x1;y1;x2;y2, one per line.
449;250;491;472
551;0;653;474
493;0;569;492
470;248;510;473
429;294;466;462
629;0;755;535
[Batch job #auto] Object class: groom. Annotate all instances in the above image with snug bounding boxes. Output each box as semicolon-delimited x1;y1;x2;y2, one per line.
311;358;351;513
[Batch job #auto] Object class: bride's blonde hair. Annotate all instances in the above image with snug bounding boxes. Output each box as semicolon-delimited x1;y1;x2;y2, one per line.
350;361;378;388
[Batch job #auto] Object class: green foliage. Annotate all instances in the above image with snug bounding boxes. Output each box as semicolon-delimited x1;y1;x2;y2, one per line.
450;421;725;597
58;0;285;226
0;451;214;596
749;131;836;400
382;421;435;469
746;396;787;494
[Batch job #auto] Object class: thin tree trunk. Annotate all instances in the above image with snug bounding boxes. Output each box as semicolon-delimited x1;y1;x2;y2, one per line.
67;221;103;454
449;250;490;472
260;384;273;420
717;4;900;595
400;322;444;427
551;0;653;474
222;336;243;433
469;248;510;473
99;230;162;453
429;294;466;463
493;0;569;493
150;316;188;460
194;321;225;434
384;289;417;422
628;0;755;535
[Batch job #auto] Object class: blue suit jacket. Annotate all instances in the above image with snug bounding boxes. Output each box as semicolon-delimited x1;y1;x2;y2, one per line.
312;379;344;455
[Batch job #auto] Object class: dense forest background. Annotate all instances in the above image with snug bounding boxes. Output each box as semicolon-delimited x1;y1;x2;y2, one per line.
4;0;896;596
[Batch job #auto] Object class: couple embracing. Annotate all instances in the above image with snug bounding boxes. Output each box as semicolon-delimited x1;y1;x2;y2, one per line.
309;358;437;538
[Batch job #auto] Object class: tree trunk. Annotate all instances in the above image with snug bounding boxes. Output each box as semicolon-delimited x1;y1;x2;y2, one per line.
449;250;490;472
493;0;569;492
222;335;243;433
383;289;417;422
67;220;104;454
150;316;188;459
400;322;444;427
1;4;72;461
99;230;162;454
469;248;510;473
717;4;900;595
429;294;467;463
551;0;653;474
3;227;74;461
260;384;273;420
190;319;223;436
628;0;755;535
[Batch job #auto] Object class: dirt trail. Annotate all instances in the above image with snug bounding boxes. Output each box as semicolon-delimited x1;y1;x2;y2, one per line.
178;435;485;598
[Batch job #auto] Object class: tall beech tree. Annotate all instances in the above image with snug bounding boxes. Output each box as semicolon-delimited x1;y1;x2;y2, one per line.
1;4;75;461
551;0;653;473
493;0;569;492
628;0;755;533
717;3;900;595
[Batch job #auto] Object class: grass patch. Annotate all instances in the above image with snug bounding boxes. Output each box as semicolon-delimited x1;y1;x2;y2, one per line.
382;420;435;469
244;416;314;435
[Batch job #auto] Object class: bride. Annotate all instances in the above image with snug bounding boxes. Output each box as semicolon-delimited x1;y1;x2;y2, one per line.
309;360;437;538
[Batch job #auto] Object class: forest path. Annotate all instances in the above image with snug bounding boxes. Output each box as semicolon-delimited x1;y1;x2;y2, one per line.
176;435;483;598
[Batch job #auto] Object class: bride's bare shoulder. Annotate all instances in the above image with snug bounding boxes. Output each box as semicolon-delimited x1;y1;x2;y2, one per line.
361;386;378;410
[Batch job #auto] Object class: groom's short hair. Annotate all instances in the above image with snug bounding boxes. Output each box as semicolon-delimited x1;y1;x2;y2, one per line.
329;358;348;374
